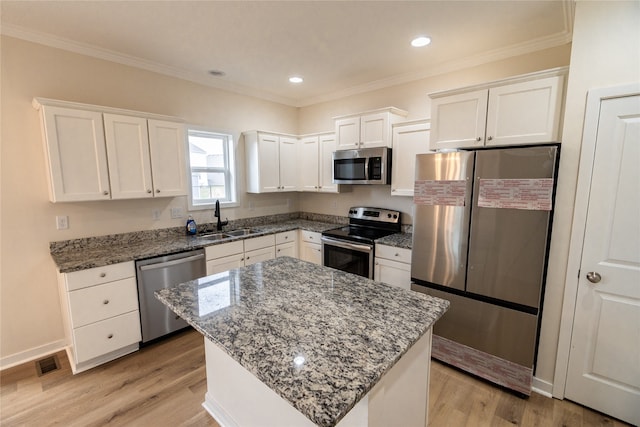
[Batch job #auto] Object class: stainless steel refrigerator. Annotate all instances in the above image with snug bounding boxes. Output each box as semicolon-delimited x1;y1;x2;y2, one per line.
410;145;559;395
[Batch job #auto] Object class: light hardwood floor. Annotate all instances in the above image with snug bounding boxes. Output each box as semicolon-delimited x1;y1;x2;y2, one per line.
1;329;630;427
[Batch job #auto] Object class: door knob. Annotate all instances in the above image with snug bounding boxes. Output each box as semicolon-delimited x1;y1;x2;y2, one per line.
586;272;602;283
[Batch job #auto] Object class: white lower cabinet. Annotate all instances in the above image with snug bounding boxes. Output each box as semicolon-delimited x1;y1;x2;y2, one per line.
374;244;412;290
299;230;322;265
276;230;298;258
58;261;141;374
205;234;295;274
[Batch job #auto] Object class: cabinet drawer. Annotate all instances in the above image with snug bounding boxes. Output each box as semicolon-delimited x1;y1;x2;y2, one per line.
244;246;275;266
68;277;139;328
65;262;135;291
73;310;141;363
276;241;296;258
275;230;297;245
244;235;275;252
205;240;244;260
206;253;245;275
375;244;412;264
300;230;321;244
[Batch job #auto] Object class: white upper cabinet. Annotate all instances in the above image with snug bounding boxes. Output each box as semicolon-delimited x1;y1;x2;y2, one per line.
104;114;153;199
34;98;186;202
335;107;408;149
147;119;188;197
39;105;111;202
244;131;298;193
298;135;320;192
391;120;432;197
318;133;339;193
297;132;340;193
429;68;567;150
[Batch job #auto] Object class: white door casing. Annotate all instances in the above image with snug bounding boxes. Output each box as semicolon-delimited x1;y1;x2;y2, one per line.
556;85;640;426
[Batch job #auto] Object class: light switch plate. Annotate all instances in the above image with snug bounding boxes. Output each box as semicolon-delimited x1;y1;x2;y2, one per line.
170;207;183;219
152;209;161;221
56;215;69;230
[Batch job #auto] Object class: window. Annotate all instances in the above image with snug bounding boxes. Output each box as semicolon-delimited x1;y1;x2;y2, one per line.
187;129;236;209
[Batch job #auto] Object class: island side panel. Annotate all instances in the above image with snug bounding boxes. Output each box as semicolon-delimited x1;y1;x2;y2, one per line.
202;329;433;427
368;328;432;427
203;338;315;427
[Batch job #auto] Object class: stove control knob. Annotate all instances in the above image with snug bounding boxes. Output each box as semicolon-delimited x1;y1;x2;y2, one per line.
387;213;392;218
393;214;398;219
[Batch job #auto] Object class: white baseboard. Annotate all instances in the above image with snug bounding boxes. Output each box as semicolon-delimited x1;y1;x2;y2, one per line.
0;340;67;371
532;376;554;398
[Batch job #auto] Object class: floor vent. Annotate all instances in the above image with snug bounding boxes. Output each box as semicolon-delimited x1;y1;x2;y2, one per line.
35;354;60;376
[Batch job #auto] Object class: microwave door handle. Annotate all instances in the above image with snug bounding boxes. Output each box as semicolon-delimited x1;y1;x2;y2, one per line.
364;157;370;181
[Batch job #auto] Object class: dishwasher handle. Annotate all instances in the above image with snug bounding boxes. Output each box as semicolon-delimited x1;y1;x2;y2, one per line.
138;253;205;272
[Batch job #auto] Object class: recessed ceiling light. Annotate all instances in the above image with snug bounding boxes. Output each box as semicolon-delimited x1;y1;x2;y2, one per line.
411;36;431;47
289;76;304;84
208;69;226;77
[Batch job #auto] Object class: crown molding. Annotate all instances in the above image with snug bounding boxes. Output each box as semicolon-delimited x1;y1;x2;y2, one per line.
2;12;573;109
298;30;573;107
0;23;298;107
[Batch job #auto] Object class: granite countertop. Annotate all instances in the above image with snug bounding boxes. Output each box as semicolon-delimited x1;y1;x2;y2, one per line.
155;257;448;427
50;219;342;273
376;231;413;249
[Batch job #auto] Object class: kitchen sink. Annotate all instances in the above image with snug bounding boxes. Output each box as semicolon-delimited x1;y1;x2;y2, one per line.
224;228;254;237
198;232;228;241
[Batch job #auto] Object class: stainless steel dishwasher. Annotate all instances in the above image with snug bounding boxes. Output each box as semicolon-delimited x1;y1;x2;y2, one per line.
136;249;206;343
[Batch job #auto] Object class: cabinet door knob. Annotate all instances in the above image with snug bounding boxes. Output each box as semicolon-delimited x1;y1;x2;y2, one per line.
476;137;482;142
277;249;281;253
99;273;106;278
156;189;161;193
487;136;493;141
103;191;109;195
103;299;109;305
107;334;114;339
147;189;152;194
395;253;400;257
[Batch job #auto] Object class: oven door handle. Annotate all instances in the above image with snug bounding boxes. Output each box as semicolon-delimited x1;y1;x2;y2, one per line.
321;236;373;253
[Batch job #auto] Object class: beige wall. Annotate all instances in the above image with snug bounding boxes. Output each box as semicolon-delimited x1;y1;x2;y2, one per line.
0;36;299;362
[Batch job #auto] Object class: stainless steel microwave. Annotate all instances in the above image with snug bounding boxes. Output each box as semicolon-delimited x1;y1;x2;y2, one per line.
332;147;392;185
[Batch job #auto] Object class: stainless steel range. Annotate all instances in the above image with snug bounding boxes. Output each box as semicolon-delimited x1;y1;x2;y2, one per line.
322;207;401;279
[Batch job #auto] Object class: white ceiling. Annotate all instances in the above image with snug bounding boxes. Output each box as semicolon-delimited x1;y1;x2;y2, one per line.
0;1;573;107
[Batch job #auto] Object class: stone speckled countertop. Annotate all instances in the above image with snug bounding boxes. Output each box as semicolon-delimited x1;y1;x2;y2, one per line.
376;231;413;249
50;219;342;273
155;257;448;427
50;216;414;273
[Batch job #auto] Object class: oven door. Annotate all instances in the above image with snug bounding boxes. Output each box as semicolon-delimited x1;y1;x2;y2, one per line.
321;236;373;279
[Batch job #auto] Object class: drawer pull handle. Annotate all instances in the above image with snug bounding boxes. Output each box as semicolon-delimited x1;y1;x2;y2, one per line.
99;273;106;278
395;253;399;257
107;334;114;339
103;299;109;305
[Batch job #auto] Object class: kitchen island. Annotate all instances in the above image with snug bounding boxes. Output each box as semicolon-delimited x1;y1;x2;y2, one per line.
156;257;449;427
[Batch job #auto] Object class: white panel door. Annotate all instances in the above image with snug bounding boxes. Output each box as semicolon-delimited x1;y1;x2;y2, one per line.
391;120;431;196
319;133;338;193
485;76;564;147
360;111;389;148
147;119;187;197
278;136;298;191
298;136;319;191
335;116;360;149
565;94;640;426
257;133;280;192
430;89;488;150
104;114;154;199
41;106;111;201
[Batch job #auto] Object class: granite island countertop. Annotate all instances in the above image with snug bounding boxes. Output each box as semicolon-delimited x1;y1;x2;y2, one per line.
155;257;449;427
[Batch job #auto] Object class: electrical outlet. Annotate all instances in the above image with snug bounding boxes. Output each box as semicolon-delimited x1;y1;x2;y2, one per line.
56;215;69;230
331;200;337;209
152;209;161;221
170;207;183;219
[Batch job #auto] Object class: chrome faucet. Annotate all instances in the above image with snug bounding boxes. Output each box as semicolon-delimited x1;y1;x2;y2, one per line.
214;200;229;231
